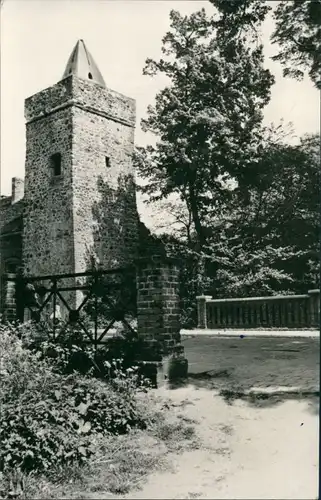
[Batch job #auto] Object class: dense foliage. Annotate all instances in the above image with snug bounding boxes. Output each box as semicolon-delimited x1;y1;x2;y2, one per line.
271;0;321;86
0;322;151;476
136;8;274;255
136;6;320;326
210;0;321;87
208;132;320;297
157;131;319;326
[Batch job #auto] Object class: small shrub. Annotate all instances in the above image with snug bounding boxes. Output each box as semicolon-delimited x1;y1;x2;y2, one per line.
0;323;151;475
16;320;160;381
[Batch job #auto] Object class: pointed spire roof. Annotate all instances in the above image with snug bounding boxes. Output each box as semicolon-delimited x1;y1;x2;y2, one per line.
62;39;106;87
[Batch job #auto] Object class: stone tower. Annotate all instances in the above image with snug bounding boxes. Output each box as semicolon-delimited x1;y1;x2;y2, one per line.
23;40;139;279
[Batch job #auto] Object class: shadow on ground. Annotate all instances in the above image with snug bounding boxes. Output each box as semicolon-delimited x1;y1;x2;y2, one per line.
169;334;320;410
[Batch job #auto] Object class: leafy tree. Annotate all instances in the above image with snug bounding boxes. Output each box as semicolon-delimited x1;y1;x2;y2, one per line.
210;0;321;87
141;197;193;243
200;131;320;298
136;8;274;256
212;0;271;42
271;0;321;86
156;131;319;324
137;5;319;323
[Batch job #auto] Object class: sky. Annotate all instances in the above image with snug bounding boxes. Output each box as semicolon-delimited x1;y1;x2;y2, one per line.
1;0;320;227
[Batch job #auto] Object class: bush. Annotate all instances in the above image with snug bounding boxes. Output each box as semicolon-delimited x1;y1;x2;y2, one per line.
0;323;151;475
16;319;163;380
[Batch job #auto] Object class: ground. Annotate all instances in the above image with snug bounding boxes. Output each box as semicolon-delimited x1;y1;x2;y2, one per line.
125;387;318;499
123;334;319;499
24;334;319;499
182;334;319;392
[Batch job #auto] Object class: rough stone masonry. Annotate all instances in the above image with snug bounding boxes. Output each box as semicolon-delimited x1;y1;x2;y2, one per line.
1;40;139;280
24;51;139;278
0;39;188;385
0;38;140;316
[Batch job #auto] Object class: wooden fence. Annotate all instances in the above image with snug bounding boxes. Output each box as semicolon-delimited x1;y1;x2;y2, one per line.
196;289;320;330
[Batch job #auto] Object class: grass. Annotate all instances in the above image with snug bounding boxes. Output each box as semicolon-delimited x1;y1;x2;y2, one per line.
8;393;199;500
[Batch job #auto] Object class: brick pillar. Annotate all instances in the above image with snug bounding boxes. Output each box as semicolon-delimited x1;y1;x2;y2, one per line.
308;289;320;328
196;295;211;328
1;273;17;323
136;255;188;387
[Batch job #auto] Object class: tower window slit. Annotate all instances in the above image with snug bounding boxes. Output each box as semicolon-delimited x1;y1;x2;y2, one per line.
105;156;111;168
50;153;62;176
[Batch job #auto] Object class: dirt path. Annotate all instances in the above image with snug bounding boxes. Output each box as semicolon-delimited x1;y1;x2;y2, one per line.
125;386;318;500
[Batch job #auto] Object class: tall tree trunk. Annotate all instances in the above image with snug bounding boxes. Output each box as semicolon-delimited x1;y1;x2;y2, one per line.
189;182;207;295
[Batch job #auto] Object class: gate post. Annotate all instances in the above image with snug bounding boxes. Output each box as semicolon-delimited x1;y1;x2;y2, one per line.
136;254;188;387
196;295;212;328
1;273;18;323
308;289;320;328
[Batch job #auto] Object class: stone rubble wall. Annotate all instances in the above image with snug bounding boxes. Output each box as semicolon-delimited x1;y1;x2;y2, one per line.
72;105;138;273
2;73;139;318
0;197;23;276
0;198;24;232
23;104;75;278
24;76;135;127
23;74;138;284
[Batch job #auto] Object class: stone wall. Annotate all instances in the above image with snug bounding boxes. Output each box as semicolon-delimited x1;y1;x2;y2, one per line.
25;76;135;127
136;255;187;387
0;195;23;276
23;103;74;277
69;77;135;127
23;74;138;278
0;196;24;232
22;73;139;316
71;83;138;273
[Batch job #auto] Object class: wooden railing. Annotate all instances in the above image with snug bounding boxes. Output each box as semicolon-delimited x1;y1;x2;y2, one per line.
196;289;320;330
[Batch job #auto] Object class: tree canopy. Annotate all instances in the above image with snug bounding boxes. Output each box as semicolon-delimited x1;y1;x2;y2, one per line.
210;0;321;87
136;3;320;325
136;8;274;252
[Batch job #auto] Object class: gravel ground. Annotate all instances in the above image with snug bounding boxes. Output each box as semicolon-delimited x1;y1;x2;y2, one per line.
70;336;319;500
125;335;319;499
126;386;318;499
181;335;319;392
